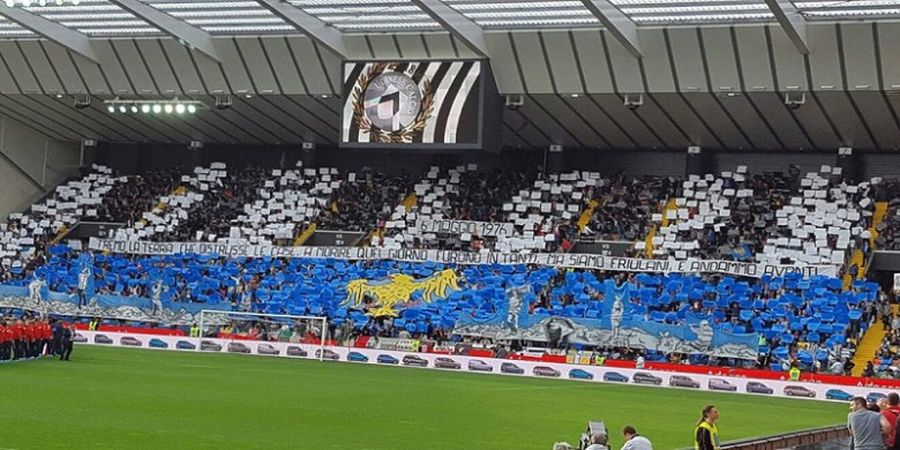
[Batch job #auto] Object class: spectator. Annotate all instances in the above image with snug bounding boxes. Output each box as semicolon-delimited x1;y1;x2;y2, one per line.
881;393;900;449
848;396;890;450
620;426;652;450
584;432;609;450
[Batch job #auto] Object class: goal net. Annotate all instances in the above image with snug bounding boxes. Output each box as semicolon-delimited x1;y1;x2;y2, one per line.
197;310;329;360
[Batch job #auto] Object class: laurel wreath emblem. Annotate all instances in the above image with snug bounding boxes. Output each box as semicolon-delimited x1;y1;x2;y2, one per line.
352;63;435;143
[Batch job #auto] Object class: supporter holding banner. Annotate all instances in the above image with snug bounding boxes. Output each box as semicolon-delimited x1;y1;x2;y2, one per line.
417;219;514;237
88;238;840;278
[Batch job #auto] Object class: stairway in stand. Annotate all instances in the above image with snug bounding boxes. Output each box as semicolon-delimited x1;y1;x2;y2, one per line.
851;320;886;376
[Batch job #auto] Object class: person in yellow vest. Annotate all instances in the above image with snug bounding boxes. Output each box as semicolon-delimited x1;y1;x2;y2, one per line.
789;363;801;381
189;323;200;337
88;317;99;331
694;404;720;450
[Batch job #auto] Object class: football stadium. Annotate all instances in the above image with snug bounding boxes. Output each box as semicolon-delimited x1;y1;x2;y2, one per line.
2;0;900;448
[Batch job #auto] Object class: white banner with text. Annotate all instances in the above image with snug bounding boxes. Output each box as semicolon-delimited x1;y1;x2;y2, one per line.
417;219;514;237
88;238;839;278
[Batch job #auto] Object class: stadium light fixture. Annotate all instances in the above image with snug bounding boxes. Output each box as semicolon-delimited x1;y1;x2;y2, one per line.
103;99;205;115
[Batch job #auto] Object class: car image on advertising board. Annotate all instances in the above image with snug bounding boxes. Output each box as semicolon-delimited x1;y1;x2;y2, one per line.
468;360;493;372
708;379;737;392
434;357;462;369
603;372;629;383
533;366;561;377
315;349;340;360
784;386;816;398
402;355;428;367
377;354;399;365
287;346;308;357
633;372;662;385
746;382;774;395
669;375;700;389
826;389;853;401
257;343;280;355
501;362;524;374
347;351;369;362
227;342;251;354
568;369;594;380
120;336;142;347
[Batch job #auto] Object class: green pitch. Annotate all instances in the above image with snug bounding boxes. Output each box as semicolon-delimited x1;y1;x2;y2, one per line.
1;346;846;449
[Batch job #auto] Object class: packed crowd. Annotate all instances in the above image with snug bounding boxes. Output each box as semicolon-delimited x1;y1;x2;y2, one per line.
581;174;674;242
316;169;413;232
94;168;183;226
162;166;270;242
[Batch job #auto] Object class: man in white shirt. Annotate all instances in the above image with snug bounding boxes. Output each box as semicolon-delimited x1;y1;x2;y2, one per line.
620;426;652;450
77;267;91;308
584;432;609;450
28;277;44;305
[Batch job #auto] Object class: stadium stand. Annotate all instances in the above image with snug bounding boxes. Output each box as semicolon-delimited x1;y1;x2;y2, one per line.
0;165;119;280
0;162;896;430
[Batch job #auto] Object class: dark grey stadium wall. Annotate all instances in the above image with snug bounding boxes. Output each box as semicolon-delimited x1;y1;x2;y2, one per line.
87;142;900;180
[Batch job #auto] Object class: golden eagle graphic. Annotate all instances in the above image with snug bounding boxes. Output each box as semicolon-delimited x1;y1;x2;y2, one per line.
344;269;459;317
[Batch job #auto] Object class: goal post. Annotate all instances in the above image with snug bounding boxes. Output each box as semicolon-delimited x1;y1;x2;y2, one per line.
197;310;328;361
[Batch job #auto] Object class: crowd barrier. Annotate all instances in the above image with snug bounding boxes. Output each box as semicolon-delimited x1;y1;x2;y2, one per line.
75;330;890;403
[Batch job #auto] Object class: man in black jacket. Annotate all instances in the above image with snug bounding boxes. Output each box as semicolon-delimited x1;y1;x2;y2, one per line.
59;323;74;361
50;319;62;356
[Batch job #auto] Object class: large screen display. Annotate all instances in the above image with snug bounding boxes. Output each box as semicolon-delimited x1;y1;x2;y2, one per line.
341;61;484;148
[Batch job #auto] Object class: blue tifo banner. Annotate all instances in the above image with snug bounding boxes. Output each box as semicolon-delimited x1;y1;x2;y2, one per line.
88;238;839;278
0;285;225;324
453;281;761;360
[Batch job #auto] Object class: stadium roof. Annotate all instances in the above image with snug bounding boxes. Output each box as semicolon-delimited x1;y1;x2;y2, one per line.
0;0;898;39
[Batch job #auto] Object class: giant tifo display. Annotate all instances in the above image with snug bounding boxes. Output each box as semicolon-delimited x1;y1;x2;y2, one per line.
0;165;890;373
0;168;888;449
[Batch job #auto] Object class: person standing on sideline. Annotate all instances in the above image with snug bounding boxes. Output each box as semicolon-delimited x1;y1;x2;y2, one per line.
40;318;51;356
11;319;25;360
695;405;720;450
50;319;63;356
848;396;890;450
620;426;652;450
0;320;11;361
60;322;75;361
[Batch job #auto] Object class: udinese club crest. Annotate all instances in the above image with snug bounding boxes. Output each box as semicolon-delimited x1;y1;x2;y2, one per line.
352;63;434;143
